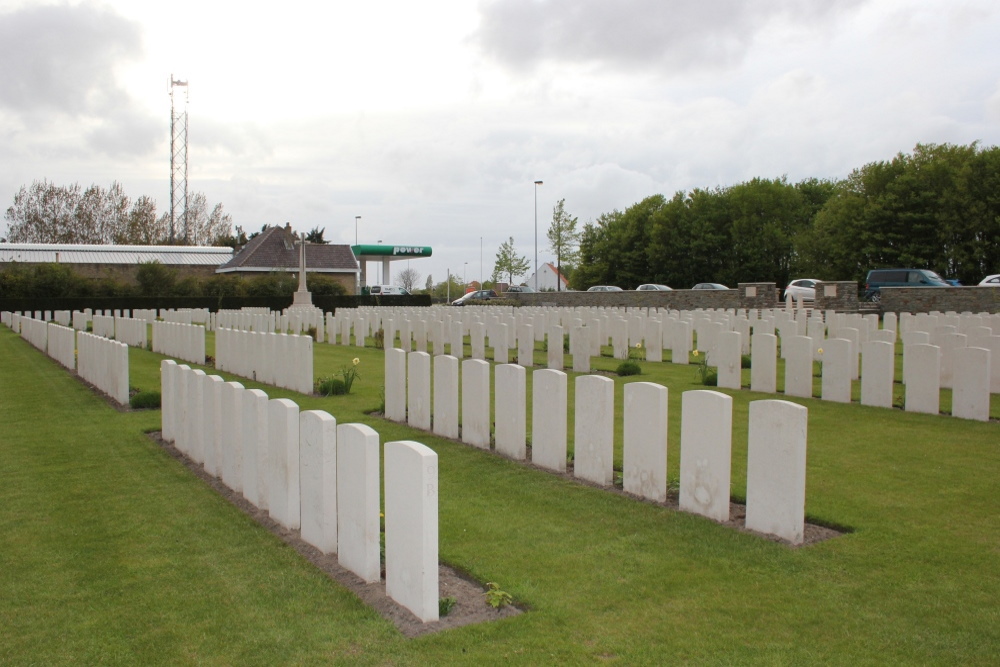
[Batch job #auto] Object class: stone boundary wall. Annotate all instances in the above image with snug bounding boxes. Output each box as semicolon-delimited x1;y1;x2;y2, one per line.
881;287;1000;314
511;287;747;310
813;281;860;312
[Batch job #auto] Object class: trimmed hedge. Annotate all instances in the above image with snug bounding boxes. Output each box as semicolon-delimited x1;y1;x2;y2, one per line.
0;294;431;313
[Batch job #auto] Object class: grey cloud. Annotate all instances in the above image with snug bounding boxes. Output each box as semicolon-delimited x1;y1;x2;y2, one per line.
0;3;142;114
0;4;162;159
473;0;868;73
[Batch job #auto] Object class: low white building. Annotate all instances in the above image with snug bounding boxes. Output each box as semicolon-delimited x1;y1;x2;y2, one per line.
525;262;570;291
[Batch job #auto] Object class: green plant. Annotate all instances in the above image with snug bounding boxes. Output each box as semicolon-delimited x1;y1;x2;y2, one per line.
337;357;362;393
129;390;161;410
629;342;646;361
741;354;752;369
484;582;513;609
439;597;457;617
373;328;385;350
692;349;717;386
306;326;319;342
615;360;641;376
316;377;347;396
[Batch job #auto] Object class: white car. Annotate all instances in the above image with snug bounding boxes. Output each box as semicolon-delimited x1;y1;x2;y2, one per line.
978;274;1000;286
636;284;672;291
784;278;819;301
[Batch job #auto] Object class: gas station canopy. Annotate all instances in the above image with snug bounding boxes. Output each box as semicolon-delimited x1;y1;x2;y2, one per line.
351;244;433;292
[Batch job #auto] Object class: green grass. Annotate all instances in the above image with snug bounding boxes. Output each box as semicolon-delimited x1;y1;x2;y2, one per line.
2;325;999;663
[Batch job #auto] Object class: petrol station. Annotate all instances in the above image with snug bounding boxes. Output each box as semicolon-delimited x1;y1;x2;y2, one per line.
351;244;433;294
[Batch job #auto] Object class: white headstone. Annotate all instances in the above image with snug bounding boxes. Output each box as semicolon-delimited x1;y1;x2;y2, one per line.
952;346;991;421
532;369;567;472
622;382;668;503
860;341;894;408
461;359;491;449
573;375;615;486
494;364;527;460
407;351;432;430
745;400;808;544
337;423;381;583
384;440;439;622
432;354;459;439
904;344;941;415
300;410;338;554
679;390;732;522
268;398;301;530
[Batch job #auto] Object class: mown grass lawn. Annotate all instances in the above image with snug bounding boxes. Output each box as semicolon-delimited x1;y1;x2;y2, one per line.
2;324;998;664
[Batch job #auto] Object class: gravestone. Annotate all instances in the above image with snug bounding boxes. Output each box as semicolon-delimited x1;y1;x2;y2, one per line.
384;440;439;623
679;390;733;522
532;369;568;472
299;410;338;554
494;364;526;460
745;400;808;545
337;423;381;583
432;354;459;439
407;351;431;430
622;382;668;503
574;375;615;486
461;359;491;449
268;398;301;530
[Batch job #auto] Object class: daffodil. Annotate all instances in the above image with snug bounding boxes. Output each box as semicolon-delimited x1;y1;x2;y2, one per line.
693;350;700;357
352;358;360;366
817;348;824;355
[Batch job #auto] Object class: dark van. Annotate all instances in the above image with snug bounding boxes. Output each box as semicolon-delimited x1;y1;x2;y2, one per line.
864;268;949;302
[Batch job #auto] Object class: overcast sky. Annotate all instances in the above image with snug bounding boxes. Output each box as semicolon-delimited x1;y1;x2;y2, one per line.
1;0;998;287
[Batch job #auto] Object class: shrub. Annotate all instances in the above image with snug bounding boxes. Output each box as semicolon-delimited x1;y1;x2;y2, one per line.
130;391;161;410
316;377;347;396
741;354;752;368
616;360;642;376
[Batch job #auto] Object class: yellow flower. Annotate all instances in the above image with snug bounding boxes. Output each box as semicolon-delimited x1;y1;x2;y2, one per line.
817;348;824;355
693;350;700;357
352;358;360;366
635;342;643;349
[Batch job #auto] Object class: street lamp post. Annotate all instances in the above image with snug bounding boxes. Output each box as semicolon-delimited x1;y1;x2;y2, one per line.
533;180;543;291
355;215;360;245
464;262;468;288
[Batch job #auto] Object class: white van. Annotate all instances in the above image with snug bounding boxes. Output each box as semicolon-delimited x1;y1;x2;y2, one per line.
369;285;410;295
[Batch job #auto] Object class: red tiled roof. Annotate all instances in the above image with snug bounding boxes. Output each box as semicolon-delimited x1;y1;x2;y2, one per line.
217;225;359;273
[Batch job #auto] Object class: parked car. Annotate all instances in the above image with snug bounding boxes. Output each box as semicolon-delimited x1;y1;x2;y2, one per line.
368;285;409;295
451;289;498;305
978;274;1000;286
784;278;819;301
586;285;623;292
692;283;729;290
636;284;672;291
863;268;949;302
505;285;535;293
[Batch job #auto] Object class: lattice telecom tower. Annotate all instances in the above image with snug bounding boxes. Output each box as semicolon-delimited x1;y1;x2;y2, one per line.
169;75;189;243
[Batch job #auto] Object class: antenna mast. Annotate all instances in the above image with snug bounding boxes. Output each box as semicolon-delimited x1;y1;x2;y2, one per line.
169;76;189;243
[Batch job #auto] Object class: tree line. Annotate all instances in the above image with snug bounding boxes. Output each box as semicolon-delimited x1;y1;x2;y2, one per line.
3;180;233;246
572;142;1000;290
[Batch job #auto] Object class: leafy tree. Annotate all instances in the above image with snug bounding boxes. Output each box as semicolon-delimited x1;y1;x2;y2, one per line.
305;226;329;244
492;236;531;286
546;199;580;291
135;261;177;296
396;267;420;292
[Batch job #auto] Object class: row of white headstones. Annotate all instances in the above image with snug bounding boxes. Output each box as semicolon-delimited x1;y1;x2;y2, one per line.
5;314;129;405
160;360;442;623
384;349;811;545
